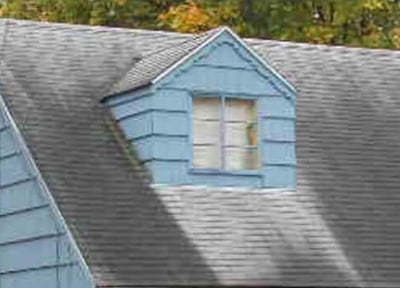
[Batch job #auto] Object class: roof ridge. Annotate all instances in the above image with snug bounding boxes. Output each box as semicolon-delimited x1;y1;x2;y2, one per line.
3;18;399;54
139;35;196;58
247;37;400;54
1;17;192;37
2;17;130;33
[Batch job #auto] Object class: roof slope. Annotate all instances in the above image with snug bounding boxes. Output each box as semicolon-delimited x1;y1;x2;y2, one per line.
155;185;362;286
0;19;215;286
110;27;222;95
0;19;400;287
252;38;400;287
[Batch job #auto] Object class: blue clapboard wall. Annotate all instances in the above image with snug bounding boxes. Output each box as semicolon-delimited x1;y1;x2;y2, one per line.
0;100;93;288
107;30;296;188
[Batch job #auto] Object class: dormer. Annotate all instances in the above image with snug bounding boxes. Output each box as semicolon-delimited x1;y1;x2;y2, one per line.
103;27;296;188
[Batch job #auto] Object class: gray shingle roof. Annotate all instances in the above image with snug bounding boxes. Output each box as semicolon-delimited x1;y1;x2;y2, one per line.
109;27;222;96
155;185;363;286
1;18;400;287
0;19;215;286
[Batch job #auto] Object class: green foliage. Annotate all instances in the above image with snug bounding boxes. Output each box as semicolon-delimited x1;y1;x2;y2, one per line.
159;0;400;49
0;0;185;28
1;0;399;49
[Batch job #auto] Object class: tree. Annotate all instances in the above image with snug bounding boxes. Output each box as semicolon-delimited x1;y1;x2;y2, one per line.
0;0;185;28
158;0;241;33
159;0;400;49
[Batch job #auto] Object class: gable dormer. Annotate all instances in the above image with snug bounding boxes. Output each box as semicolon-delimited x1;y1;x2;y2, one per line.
104;27;296;188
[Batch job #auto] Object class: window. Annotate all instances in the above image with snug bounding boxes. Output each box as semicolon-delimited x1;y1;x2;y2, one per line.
193;96;259;170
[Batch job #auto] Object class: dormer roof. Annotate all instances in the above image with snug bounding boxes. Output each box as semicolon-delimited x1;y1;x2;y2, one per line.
109;26;296;97
109;27;222;95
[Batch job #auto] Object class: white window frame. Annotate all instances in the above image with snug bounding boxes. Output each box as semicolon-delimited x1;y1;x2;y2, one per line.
191;94;260;171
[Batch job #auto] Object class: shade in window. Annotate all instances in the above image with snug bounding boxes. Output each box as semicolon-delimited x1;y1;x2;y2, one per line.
192;97;259;170
193;98;221;168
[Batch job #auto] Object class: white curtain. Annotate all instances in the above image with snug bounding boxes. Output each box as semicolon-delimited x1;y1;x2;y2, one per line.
193;98;221;168
192;97;259;170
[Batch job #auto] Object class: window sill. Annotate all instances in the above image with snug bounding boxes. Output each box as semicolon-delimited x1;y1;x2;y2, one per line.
189;168;262;177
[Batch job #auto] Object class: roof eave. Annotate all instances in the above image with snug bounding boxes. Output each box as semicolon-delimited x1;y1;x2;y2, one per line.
100;82;152;103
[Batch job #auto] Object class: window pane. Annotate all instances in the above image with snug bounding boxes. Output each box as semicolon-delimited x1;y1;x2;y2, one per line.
225;99;256;122
225;147;259;170
193;97;221;120
193;120;220;144
225;122;258;146
193;145;220;168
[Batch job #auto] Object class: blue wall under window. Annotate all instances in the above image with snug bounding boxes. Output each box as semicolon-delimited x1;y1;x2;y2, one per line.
107;31;296;188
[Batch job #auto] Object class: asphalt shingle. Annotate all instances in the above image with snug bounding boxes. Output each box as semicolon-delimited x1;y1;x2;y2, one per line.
0;18;400;287
110;27;222;95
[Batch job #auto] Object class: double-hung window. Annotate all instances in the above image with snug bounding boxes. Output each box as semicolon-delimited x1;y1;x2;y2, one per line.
193;96;259;170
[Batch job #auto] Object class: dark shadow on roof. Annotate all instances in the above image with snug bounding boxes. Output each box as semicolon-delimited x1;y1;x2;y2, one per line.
0;19;217;286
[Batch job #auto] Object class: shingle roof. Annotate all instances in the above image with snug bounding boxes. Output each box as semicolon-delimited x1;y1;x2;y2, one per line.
155;185;363;286
1;18;400;287
0;19;215;286
109;27;223;96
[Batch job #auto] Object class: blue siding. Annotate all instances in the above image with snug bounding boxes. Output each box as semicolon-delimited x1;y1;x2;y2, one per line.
111;94;152;120
152;135;189;160
107;29;296;188
152;111;188;135
146;160;189;184
190;173;262;188
0;236;72;273
0;181;44;214
263;166;296;188
0;154;32;187
0;128;18;156
1;268;59;288
118;111;153;140
153;90;189;110
260;97;295;118
133;137;153;161
111;93;154;162
263;142;296;165
159;32;295;99
165;65;280;96
133;134;192;162
0;207;58;244
1;266;90;288
0;102;93;288
195;42;253;69
262;118;296;141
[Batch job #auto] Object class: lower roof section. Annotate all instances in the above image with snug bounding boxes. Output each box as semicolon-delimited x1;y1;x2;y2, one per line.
152;184;362;287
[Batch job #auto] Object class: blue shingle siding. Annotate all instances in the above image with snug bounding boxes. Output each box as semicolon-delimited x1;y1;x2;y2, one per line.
0;99;93;288
108;30;296;188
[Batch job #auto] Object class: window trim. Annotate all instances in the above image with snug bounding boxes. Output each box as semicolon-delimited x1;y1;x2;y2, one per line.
189;92;262;174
